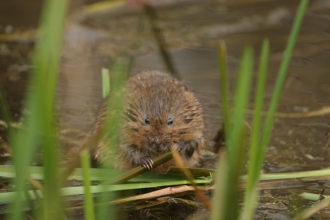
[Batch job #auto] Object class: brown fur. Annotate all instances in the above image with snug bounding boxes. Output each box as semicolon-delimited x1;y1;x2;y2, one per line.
92;70;204;173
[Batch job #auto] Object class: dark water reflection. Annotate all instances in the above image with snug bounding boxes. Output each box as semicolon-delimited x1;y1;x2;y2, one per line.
1;0;330;219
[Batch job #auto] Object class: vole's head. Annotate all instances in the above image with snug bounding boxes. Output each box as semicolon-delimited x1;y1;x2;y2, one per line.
120;71;204;157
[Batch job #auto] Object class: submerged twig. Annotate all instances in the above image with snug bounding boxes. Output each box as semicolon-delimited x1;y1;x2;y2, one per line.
111;185;212;205
275;106;330;118
247;106;330;118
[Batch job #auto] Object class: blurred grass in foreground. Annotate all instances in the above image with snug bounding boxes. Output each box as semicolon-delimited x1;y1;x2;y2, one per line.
211;0;310;220
7;0;68;219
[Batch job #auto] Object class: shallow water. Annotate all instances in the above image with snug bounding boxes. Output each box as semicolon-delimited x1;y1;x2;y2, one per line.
1;0;330;219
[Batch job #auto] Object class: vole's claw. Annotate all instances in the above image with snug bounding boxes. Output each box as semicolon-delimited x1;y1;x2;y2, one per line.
140;156;154;170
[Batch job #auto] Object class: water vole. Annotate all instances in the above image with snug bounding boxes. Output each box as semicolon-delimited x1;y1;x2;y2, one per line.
92;70;204;173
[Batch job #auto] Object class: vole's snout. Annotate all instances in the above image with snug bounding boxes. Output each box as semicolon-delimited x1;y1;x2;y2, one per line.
151;136;162;152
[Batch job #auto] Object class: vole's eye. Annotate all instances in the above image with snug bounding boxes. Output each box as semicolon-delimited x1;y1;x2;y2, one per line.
167;117;174;125
145;117;150;125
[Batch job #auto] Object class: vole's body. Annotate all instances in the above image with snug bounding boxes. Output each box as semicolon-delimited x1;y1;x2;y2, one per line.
92;71;204;173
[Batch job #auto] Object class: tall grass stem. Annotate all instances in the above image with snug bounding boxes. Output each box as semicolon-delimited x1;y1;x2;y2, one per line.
218;40;231;142
258;0;309;167
241;39;269;220
80;150;95;220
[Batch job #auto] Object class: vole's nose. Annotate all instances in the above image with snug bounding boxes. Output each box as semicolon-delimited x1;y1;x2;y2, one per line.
152;137;162;151
154;137;161;146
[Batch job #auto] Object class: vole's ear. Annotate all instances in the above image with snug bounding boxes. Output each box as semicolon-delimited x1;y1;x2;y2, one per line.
178;83;188;91
179;84;188;91
174;80;188;91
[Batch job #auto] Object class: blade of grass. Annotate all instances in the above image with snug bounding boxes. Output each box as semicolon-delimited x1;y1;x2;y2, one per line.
210;149;227;220
97;57;129;220
9;0;68;219
239;187;258;220
35;0;68;219
218;40;231;142
0;178;212;206
258;0;309;167
102;68;110;98
241;39;269;220
80;149;95;220
0;164;213;184
8;99;39;219
24;189;40;220
4;165;330;183
227;46;253;168
300;192;328;201
226;51;253;218
213;46;254;220
223;127;249;220
86;0;126;16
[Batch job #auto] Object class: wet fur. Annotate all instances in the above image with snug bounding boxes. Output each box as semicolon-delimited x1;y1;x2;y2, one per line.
92;71;204;173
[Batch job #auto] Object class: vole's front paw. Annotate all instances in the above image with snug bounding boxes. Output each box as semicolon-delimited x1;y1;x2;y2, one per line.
177;140;199;158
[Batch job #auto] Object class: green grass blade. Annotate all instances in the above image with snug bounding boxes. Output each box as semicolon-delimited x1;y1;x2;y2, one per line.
215;46;254;220
225;46;254;220
218;40;231;141
8;0;68;218
227;46;253;165
9;103;39;219
300;193;328;201
239;188;258;220
97;57;129;220
248;39;269;181
80;150;95;220
102;68;110;98
4;164;330;185
258;0;309;167
242;39;269;219
0;165;213;182
36;0;68;219
210;152;227;220
0;177;212;205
